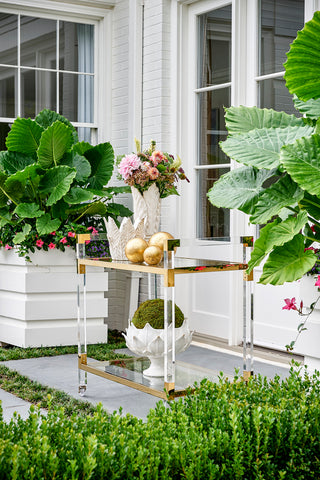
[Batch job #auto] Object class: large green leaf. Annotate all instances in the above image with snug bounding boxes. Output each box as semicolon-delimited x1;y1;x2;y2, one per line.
36;214;61;235
225;105;304;135
207;166;277;214
35;109;78;144
39;166;76;206
13;224;32;245
293;95;320;119
247;211;308;273
85;142;114;189
61;152;91;182
259;234;316;285
0;151;35;175
0;171;9;206
66;201;107;218
299;192;320;220
106;203;133;218
249;175;304;224
72;142;91;156
284;11;320;101
14;203;44;219
280;134;320;196
63;188;94;204
37;121;74;169
220;125;314;170
6;118;43;155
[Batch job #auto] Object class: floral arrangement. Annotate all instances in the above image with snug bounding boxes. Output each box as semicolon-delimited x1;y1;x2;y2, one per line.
117;139;189;198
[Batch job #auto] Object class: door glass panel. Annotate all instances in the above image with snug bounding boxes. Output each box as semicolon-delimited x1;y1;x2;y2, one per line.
20;16;56;69
260;0;304;76
259;77;300;115
0;14;18;66
197;168;230;238
198;88;230;166
198;5;231;88
0;67;15;117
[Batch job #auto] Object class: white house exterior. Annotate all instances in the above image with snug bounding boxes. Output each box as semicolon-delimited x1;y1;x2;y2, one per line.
0;0;319;361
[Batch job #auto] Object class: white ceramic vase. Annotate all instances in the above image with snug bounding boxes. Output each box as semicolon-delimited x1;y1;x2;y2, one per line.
123;319;193;377
131;183;161;240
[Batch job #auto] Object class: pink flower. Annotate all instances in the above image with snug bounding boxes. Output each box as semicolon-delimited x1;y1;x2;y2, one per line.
5;244;12;250
60;237;67;244
151;151;166;166
315;275;320;287
148;167;160;180
36;239;44;248
85;240;91;245
48;243;56;249
282;298;297;311
50;231;56;235
118;154;141;180
311;225;316;233
67;231;76;238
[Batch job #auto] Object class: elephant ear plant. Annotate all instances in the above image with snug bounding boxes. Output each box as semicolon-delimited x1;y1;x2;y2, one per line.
208;11;320;286
0;109;131;258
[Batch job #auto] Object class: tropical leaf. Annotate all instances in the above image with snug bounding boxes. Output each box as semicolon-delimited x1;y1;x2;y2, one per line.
13;224;32;245
102;185;131;195
36;214;61;235
66;201;107;218
207;166;277;214
284;11;320;101
14;203;44;219
106;203;133;218
220;125;314;170
225;105;304;135
0;151;35;175
249;175;304;224
35;109;78;143
63;188;94;204
0;172;9;206
72;142;91;156
61;152;91;182
37;121;74;169
4;164;42;187
6;117;43;155
280;134;320;197
299;192;320;220
39;166;76;206
85;142;114;189
259;234;316;285
293;95;320;119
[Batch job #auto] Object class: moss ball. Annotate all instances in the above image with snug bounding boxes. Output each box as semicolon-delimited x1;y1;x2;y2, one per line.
132;299;184;329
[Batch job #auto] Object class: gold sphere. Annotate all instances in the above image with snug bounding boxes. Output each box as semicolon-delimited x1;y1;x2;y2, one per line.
149;231;174;251
125;238;148;263
143;245;163;265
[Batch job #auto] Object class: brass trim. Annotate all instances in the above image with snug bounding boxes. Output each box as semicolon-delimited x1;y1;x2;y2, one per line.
243;270;254;282
78;353;87;365
164;381;175;394
78;263;86;275
77;234;91;244
164;269;174;287
243;370;253;382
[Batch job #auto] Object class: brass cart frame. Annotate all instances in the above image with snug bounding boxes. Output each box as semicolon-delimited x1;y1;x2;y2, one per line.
76;235;254;400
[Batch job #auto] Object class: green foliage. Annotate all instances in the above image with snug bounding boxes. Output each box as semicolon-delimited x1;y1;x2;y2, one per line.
132;299;184;329
0;109;131;257
0;367;320;478
207;12;320;285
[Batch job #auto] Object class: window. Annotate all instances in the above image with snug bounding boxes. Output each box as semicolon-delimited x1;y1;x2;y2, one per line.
0;12;95;148
196;5;231;238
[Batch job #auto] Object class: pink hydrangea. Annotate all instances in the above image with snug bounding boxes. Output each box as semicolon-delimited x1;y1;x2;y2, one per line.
118;154;141;180
48;243;56;249
60;237;68;244
36;239;44;248
151;151;166;166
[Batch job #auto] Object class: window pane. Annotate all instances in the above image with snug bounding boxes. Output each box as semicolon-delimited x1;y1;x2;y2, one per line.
20;16;56;69
77;127;92;142
0;123;10;150
260;0;304;75
259;77;300;115
198;88;230;166
0;67;15;117
60;72;93;122
0;14;18;66
60;22;94;73
21;69;56;118
197;168;230;238
198;5;231;88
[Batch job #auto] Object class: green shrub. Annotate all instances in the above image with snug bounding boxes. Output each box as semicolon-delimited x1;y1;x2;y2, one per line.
1;365;320;479
132;298;184;329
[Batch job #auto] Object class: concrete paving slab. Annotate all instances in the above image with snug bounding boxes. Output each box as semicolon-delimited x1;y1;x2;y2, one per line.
0;389;33;422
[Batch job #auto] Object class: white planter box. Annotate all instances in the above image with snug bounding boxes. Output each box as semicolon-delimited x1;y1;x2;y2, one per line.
0;248;108;347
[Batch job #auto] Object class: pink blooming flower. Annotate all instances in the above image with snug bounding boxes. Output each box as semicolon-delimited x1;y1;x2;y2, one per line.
148;167;160;180
118;154;141;180
5;244;12;250
85;240;91;245
282;298;297;311
151;151;166;166
315;275;320;287
50;231;56;235
36;239;44;248
48;243;56;249
67;231;76;238
311;225;316;233
60;237;68;244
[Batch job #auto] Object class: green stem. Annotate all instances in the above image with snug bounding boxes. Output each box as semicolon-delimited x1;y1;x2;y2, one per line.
0;186;18;206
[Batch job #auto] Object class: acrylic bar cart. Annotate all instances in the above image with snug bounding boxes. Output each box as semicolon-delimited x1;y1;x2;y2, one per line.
76;234;254;399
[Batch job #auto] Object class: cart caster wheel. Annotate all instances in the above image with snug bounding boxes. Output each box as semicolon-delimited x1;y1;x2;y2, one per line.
79;385;86;397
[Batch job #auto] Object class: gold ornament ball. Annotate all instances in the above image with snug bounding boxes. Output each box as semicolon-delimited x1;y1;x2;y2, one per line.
149;231;174;251
143;245;163;265
125;238;148;263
